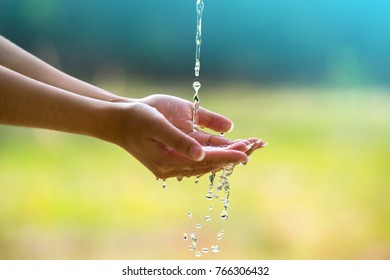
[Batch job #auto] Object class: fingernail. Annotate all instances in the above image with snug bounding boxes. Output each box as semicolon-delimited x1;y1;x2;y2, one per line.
188;145;205;161
246;143;255;151
260;141;269;148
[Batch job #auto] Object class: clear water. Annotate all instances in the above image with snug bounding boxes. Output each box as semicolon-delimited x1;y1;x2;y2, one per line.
211;245;221;253
192;81;201;131
183;156;236;256
194;0;204;77
162;179;167;189
180;0;238;258
192;0;204;132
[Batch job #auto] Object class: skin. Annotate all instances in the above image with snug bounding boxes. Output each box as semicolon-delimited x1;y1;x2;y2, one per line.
0;36;266;179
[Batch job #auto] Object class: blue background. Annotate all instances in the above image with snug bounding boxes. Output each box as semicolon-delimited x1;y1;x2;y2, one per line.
1;0;390;86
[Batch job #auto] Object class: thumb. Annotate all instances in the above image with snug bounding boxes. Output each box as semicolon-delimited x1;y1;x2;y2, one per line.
152;119;205;161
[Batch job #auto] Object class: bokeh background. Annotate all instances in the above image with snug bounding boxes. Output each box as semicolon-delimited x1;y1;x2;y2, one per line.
1;0;390;259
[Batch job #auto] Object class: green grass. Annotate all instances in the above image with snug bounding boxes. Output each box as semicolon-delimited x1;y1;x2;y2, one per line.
1;84;390;259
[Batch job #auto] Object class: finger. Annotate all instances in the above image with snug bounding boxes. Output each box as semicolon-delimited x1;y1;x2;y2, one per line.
151;118;205;161
225;141;251;152
190;130;231;147
203;149;248;164
245;138;268;156
197;107;234;133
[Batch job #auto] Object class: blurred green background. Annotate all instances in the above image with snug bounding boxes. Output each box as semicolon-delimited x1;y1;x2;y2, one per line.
1;0;390;259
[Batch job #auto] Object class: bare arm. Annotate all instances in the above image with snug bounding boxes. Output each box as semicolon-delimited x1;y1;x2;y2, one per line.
0;65;119;139
0;66;253;178
0;36;263;179
0;35;128;102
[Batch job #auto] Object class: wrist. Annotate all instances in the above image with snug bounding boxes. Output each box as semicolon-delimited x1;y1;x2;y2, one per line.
94;101;128;146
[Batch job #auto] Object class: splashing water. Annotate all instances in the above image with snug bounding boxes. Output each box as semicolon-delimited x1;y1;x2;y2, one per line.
183;155;236;256
181;0;237;258
211;245;221;253
169;0;266;260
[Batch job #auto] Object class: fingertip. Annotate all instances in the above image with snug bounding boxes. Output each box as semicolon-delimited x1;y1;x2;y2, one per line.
227;122;234;133
258;140;269;148
188;145;206;161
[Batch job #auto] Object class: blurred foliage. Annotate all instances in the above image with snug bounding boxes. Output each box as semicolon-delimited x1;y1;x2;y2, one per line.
1;85;389;259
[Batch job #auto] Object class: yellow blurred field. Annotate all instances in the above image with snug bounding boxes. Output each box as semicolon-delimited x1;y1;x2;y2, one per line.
1;84;389;259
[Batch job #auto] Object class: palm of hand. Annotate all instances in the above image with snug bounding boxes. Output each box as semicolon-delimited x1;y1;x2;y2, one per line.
128;94;263;179
141;94;194;133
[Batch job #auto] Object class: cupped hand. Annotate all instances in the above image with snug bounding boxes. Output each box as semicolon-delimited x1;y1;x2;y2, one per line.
140;94;266;155
113;94;265;179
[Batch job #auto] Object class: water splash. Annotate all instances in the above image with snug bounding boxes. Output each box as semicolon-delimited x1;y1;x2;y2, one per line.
184;0;237;258
202;247;209;254
211;245;221;253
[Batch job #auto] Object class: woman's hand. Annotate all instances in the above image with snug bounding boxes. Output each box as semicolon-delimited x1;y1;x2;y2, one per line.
111;94;265;179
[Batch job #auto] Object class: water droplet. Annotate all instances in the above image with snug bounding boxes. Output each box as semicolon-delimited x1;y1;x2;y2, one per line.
214;194;219;199
189;243;196;251
195;175;200;184
194;60;200;77
220;209;228;220
193;92;200;103
209;172;216;186
208;206;213;211
205;191;213;200
190;233;197;242
196;223;202;229
202;247;209;254
162;180;167;189
220;132;225;137
183;233;188;241
217;233;223;240
195;251;201;257
223;198;229;208
192;81;201;92
188;212;192;219
211;245;221;253
177;176;183;182
205;215;211;222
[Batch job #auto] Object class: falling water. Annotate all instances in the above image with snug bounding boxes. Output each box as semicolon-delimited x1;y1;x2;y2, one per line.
192;0;204;131
195;0;204;77
183;0;236;257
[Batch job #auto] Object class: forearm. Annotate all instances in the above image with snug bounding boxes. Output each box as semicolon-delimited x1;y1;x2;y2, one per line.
0;35;130;103
0;65;121;142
